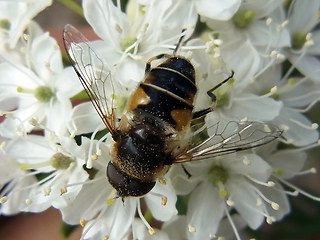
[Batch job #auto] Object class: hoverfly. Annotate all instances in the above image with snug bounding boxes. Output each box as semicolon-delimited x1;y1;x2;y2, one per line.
63;24;282;198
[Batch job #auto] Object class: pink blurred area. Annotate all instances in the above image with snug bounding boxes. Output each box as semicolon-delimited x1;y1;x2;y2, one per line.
0;208;82;240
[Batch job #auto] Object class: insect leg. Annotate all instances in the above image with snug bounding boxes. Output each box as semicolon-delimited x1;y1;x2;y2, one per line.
145;54;171;73
173;28;187;55
192;71;234;119
181;164;192;178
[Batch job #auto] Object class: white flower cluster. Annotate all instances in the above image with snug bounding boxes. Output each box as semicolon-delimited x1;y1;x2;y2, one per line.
0;0;320;239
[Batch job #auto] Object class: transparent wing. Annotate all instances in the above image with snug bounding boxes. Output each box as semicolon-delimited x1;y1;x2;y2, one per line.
174;120;283;163
63;24;121;136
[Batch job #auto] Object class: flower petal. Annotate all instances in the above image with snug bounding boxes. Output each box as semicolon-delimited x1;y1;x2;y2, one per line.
145;179;178;221
195;0;241;20
187;181;225;239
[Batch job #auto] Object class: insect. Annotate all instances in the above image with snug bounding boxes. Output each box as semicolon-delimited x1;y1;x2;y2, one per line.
63;24;282;198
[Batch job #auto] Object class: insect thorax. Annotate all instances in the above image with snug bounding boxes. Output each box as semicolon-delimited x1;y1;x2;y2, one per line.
111;111;176;181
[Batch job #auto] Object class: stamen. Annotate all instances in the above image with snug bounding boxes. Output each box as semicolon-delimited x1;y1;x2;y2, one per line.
149;191;169;208
264;124;272;133
64;176;104;188
270;86;277;94
106;189;118;206
249;184;280;210
277;53;285;60
188;224;196;232
161;196;167;206
217;237;226;240
25;198;32;205
15;126;26;136
256;198;263;206
240;117;248;123
137;200;154;235
277;20;288;32
158;178;166;185
242;156;251;166
226;197;234;206
245;174;275;187
243;199;273;220
266;18;272;26
276;177;320;201
280;124;290;132
0;196;8;203
289;118;318;130
28;118;38;126
295;97;320;113
80;204;110;240
0;141;6;152
86;125;106;169
60;187;67;195
42;186;51;196
224;203;241;240
266;216;276;224
209;233;216;239
80;218;85;227
279;166;317;177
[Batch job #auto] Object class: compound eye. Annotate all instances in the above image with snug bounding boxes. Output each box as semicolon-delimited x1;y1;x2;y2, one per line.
106;162;156;197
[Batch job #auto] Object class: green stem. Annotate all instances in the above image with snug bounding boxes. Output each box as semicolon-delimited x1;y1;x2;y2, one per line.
56;0;84;17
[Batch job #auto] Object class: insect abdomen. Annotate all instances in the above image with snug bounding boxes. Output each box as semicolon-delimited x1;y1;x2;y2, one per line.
127;57;197;131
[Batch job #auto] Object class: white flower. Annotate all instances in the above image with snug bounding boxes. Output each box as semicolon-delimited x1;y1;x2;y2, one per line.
202;0;290;82
3;133;88;212
169;152;273;239
189;42;282;122
194;0;241;21
82;0;197;87
285;0;320;83
59;137;177;240
257;141;320;220
0;0;52;50
0;24;82;136
132;217;170;240
252;64;319;146
0;141;38;215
